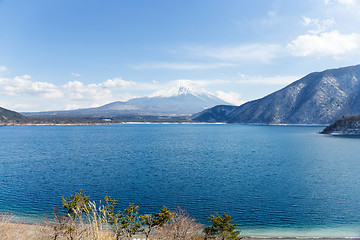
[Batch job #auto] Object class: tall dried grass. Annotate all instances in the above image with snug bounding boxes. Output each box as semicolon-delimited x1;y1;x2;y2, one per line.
52;201;119;240
0;204;207;240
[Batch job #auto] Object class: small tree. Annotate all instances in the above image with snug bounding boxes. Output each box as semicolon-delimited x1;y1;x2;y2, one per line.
101;196;123;239
154;206;174;227
140;214;155;240
121;202;143;238
204;212;241;240
140;206;174;240
61;190;91;220
59;190;92;240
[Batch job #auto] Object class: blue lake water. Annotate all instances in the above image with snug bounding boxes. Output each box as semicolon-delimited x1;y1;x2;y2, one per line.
1;124;360;237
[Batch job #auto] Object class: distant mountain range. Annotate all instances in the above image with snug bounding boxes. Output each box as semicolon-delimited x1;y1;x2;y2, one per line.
192;64;360;124
24;80;230;121
0;107;27;124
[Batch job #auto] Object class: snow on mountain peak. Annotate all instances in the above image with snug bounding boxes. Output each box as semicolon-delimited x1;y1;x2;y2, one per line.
149;80;214;98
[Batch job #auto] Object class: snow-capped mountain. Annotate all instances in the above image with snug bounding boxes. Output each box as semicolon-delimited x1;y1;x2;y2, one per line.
192;64;360;124
149;80;216;99
24;80;230;119
124;80;229;115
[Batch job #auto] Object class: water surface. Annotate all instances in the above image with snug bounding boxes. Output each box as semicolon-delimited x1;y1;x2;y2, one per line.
0;124;359;237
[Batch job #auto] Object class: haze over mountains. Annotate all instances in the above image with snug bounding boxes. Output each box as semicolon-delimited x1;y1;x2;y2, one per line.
24;80;230;120
192;64;360;124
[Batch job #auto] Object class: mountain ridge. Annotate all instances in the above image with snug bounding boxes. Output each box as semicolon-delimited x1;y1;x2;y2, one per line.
192;64;360;124
0;107;28;124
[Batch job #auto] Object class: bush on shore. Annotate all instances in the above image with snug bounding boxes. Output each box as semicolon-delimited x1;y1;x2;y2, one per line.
0;190;242;240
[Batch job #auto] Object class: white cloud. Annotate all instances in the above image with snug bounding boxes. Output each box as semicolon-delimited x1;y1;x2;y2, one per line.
287;30;360;57
337;0;357;4
70;72;83;77
302;17;335;34
216;91;244;106
59;78;138;106
189;44;282;63
0;74;140;111
99;77;136;88
133;62;236;70
0;66;7;72
0;75;63;98
62;81;113;102
324;0;359;4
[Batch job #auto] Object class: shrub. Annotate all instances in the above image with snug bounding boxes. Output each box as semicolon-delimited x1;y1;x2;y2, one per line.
155;207;203;240
204;212;241;240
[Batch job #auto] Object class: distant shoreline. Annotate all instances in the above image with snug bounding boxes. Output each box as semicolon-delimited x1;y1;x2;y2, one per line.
1;122;327;126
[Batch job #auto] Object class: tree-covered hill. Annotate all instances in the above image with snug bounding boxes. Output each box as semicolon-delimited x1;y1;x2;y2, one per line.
0;107;28;124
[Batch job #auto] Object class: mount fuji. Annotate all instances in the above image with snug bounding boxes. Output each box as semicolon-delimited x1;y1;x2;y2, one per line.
24;80;230;120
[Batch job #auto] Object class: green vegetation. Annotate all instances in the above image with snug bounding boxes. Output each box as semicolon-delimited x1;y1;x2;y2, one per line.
0;106;28;124
52;190;241;240
204;213;241;240
0;190;242;239
62;190;91;220
320;114;360;134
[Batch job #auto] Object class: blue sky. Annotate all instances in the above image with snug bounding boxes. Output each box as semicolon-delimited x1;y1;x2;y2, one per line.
1;0;360;111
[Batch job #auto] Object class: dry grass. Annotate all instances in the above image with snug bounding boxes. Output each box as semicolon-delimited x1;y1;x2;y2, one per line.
51;201;120;240
154;207;203;240
0;210;351;240
0;205;205;240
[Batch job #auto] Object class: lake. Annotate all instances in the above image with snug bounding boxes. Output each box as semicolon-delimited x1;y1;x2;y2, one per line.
0;124;360;237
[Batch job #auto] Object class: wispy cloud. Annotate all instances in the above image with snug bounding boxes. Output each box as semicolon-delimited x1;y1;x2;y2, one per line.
236;75;301;85
188;44;283;62
302;17;335;34
337;0;358;4
0;66;7;72
133;62;236;70
70;72;83;77
324;0;359;5
287;30;360;57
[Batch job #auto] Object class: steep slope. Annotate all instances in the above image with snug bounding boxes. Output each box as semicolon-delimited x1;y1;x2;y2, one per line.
191;105;239;122
193;64;360;124
0;107;28;123
24;80;230;119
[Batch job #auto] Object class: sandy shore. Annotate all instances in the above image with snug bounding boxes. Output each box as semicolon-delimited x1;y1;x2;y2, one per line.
243;239;360;240
0;222;53;240
1;222;360;240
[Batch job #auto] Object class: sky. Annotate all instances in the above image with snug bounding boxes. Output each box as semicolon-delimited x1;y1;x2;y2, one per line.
1;0;360;112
